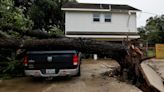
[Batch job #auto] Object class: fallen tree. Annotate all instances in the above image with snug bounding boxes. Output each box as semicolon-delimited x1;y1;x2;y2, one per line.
0;37;156;92
0;37;128;67
0;37;143;83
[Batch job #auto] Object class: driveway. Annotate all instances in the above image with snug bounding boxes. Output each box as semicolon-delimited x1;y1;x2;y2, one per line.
0;59;142;92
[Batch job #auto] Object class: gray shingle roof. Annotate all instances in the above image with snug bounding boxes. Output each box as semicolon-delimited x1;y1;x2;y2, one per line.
62;3;141;11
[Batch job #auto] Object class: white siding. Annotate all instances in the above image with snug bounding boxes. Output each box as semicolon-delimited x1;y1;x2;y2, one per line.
65;11;137;33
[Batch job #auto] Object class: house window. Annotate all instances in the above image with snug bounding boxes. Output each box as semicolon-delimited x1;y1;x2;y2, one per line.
93;13;100;22
104;13;111;22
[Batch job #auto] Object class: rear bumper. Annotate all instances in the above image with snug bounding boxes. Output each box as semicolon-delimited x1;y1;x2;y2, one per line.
25;68;78;77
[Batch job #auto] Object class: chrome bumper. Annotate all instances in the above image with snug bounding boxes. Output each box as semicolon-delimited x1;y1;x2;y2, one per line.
25;68;78;77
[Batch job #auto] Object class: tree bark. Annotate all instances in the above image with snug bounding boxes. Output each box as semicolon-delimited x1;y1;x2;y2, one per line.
0;37;127;56
0;38;21;48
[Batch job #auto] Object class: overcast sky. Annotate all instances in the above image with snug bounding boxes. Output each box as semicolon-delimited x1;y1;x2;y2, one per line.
77;0;164;27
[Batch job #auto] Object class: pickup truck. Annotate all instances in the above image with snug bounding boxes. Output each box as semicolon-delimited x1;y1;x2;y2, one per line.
23;50;81;77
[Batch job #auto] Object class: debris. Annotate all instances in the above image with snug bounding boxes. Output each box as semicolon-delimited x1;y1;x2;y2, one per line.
140;62;164;92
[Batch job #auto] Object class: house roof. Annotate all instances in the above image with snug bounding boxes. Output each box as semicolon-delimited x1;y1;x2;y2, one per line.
62;3;141;11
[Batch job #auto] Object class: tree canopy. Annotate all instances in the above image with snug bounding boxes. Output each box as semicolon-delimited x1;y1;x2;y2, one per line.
0;0;76;38
16;0;76;32
0;0;33;38
138;15;164;44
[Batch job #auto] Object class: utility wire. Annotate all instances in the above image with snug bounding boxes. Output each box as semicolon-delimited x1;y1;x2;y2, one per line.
141;11;158;16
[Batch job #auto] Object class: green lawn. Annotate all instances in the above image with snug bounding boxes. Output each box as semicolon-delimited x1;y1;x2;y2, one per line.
147;50;155;57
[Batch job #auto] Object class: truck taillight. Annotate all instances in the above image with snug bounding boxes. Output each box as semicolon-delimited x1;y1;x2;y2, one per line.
24;55;28;66
73;54;78;65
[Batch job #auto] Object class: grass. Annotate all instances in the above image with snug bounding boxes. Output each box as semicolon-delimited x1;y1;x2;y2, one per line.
147;50;155;57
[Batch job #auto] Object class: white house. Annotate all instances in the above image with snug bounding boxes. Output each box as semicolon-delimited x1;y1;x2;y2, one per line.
62;3;141;42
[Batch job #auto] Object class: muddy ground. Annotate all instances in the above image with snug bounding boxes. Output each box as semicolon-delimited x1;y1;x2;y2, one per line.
0;59;142;92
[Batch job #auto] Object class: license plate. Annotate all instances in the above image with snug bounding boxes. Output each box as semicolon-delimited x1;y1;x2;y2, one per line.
46;69;55;74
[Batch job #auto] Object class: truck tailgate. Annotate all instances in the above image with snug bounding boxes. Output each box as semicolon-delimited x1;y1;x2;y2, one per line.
26;51;78;69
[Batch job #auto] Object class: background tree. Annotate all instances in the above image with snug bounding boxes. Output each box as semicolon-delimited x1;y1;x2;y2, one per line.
138;15;164;44
1;0;77;37
0;0;33;38
27;0;76;34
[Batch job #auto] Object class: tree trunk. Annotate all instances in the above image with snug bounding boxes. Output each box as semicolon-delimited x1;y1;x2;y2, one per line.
0;38;127;55
0;37;128;67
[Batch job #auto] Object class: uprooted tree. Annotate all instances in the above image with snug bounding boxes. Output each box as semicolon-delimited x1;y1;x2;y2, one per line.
0;30;156;91
0;1;159;91
0;36;141;78
0;27;158;92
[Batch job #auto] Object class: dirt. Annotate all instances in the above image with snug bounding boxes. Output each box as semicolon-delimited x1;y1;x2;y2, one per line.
0;59;142;92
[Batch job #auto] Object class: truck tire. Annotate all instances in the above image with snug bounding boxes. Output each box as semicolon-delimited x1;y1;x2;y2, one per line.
75;65;81;77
